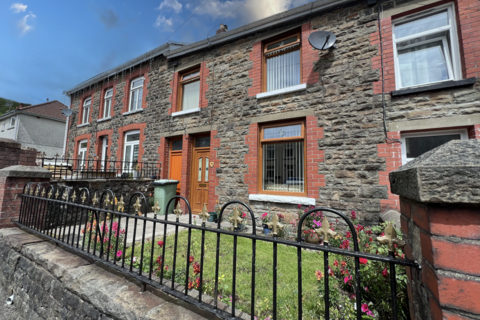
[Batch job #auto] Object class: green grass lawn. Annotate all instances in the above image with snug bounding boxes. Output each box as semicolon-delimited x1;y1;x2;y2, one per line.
125;229;325;319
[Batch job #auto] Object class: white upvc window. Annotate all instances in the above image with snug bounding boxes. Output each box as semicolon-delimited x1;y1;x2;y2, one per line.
129;77;144;112
393;4;461;90
78;140;88;169
9;116;16;128
82;98;91;124
123;130;140;172
401;129;468;164
103;89;113;118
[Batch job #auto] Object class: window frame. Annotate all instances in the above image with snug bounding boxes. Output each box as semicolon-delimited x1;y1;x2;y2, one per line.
82;98;91;124
392;3;462;90
258;120;307;197
103;88;113;119
78;139;88;169
9;117;16;128
1;122;5;131
129;77;144;112
178;67;201;112
123;130;140;172
262;31;302;93
400;128;468;164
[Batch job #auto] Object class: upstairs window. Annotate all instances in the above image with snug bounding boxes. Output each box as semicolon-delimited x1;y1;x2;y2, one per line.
82;98;91;124
9;116;16;128
129;77;144;112
393;4;461;89
103;89;113;118
179;68;200;112
260;121;305;195
264;33;301;92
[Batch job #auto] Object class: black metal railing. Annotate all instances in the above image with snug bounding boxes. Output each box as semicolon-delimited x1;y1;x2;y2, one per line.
40;157;161;180
15;184;419;320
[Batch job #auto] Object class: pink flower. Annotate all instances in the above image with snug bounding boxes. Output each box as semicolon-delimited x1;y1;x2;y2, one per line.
359;258;368;264
344;276;349;284
298;204;301;209
382;268;389;278
116;250;122;257
367;310;373;316
351;211;357;220
242;212;247;218
157;240;164;247
361;303;369;313
313;219;321;227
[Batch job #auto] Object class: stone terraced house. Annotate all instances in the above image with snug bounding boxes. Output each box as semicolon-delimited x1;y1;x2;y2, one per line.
64;0;480;223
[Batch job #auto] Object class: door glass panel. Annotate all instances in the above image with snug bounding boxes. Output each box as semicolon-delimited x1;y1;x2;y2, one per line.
198;157;202;181
133;145;139;162
125;146;131;169
195;137;211;148
205;157;209;181
172;139;183;151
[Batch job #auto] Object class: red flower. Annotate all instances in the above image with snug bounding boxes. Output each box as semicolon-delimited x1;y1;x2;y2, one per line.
359;258;368;264
346;231;352;239
382;268;389;278
333;260;339;267
157;240;164;247
341;261;347;268
189;256;195;263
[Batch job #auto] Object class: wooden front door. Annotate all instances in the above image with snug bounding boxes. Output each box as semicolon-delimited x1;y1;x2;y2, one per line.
190;138;210;214
169;139;183;194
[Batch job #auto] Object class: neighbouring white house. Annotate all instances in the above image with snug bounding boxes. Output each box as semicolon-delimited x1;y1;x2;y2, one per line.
0;100;67;157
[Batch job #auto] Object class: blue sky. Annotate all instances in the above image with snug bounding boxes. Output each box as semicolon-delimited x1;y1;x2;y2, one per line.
0;0;313;107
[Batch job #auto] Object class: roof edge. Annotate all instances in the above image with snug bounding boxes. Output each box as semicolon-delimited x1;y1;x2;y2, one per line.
165;0;354;59
65;40;187;95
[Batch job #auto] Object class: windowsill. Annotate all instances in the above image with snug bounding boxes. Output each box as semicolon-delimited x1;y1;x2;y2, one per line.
171;108;201;117
256;83;307;99
249;194;315;206
7;127;15;130
77;123;90;128
122;109;144;116
391;77;477;97
97;117;112;123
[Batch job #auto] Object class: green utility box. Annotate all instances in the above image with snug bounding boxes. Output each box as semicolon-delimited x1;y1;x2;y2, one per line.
152;180;180;215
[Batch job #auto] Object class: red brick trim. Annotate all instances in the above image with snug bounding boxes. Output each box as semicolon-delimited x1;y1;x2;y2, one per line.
200;61;209;109
121;66;150;114
468;124;480;138
98;79;117;119
301;23;320;85
306;115;324;199
208;130;220;212
115;123;147;163
377;132;401;211
244;124;259;194
73;133;92;169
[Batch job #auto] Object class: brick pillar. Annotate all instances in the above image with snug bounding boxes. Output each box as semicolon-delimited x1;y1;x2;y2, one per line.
390;140;480;320
0;165;51;228
0;138;38;169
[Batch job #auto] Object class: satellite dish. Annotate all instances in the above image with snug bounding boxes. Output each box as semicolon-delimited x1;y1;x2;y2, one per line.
61;109;73;117
308;31;337;50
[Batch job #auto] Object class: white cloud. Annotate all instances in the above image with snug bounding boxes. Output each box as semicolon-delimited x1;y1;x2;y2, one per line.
10;3;27;13
154;15;173;30
157;0;182;14
193;0;311;24
17;11;35;35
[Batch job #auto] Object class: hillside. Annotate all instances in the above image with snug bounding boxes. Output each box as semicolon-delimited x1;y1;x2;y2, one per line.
0;97;31;116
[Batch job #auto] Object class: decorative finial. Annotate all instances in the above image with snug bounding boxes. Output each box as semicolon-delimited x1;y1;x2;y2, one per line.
133;197;142;213
117;195;125;212
152;200;161;215
81;192;87;204
41;188;46;197
315;216;337;244
62;189;68;201
267;213;284;236
229;207;243;229
55;189;60;199
71;191;77;202
199;204;209;224
29;187;34;196
92;193;98;206
104;194;110;208
48;189;53;198
173;202;182;219
377;223;405;252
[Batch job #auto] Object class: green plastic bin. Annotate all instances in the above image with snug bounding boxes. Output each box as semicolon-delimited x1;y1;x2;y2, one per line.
152;180;180;215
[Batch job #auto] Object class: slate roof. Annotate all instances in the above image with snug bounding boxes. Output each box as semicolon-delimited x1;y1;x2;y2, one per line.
17;100;67;121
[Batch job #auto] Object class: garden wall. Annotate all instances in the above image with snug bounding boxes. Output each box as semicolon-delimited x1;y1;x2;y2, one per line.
0;138;38;170
0;228;214;320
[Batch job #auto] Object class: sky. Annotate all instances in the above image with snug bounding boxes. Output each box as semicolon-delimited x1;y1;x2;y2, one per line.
0;0;314;107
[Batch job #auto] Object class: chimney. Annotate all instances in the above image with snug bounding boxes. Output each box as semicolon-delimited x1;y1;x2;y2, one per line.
216;24;228;35
47;98;49;102
18;103;23;109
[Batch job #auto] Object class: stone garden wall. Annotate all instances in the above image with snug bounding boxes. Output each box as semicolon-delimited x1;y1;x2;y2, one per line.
0;228;212;320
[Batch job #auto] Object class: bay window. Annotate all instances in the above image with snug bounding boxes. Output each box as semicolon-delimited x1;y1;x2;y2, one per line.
393;4;461;89
129;77;144;112
260;121;305;195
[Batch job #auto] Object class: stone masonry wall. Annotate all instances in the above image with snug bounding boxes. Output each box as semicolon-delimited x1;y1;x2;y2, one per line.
65;0;480;224
0;228;212;320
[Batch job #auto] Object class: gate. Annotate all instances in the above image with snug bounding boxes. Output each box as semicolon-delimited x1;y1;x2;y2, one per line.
15;183;419;320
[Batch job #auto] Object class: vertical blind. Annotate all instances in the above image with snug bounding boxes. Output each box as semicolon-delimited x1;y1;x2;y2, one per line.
262;141;304;193
266;49;301;92
182;81;200;111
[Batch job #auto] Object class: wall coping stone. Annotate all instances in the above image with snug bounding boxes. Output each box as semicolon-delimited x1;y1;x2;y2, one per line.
390;140;480;204
0;138;21;149
0;165;52;179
